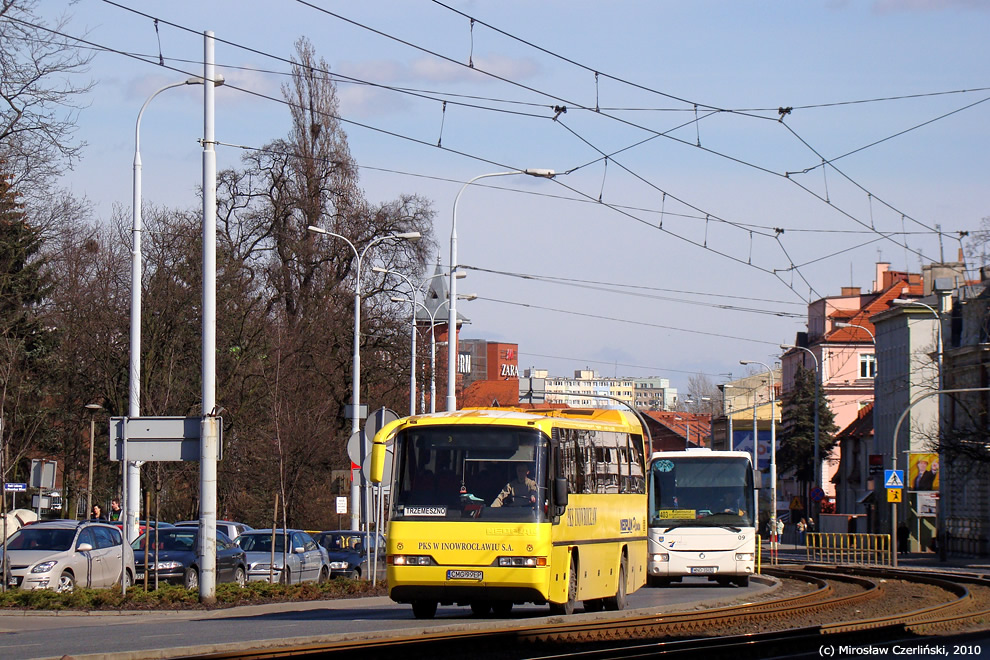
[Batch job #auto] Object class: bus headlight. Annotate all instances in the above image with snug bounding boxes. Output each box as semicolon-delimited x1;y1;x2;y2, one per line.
735;553;754;561
389;555;435;566
497;556;547;567
651;553;669;562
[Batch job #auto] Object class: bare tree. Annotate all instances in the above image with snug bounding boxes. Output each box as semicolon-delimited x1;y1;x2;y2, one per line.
0;0;94;200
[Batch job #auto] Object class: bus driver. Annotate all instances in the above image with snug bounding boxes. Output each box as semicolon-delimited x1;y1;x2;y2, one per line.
491;464;537;507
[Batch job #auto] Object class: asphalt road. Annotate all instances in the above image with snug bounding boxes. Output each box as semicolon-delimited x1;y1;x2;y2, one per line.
0;576;772;659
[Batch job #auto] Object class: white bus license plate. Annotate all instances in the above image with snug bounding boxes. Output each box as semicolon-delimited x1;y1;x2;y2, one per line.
447;570;483;581
690;567;716;574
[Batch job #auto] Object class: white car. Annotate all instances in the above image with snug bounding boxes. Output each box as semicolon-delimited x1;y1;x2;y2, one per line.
2;520;135;592
236;529;329;584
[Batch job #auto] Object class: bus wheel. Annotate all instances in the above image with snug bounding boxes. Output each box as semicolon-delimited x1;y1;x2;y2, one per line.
549;555;578;616
492;601;513;617
470;601;491;616
733;575;750;588
412;600;438;619
604;556;627;611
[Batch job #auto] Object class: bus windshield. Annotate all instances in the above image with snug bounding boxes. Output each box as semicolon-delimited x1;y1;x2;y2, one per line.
649;456;754;527
391;425;547;522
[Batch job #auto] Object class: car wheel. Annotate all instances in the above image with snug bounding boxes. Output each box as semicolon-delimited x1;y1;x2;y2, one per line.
318;566;330;584
56;570;75;593
234;566;246;588
183;567;199;590
124;569;134;589
279;568;291;585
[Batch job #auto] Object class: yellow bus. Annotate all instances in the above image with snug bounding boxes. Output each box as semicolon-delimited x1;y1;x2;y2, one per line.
370;407;649;619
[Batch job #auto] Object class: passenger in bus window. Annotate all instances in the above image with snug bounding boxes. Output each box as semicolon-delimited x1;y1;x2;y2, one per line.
491;464;537;507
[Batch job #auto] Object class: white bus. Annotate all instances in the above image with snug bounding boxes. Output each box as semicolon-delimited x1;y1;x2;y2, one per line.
647;449;758;587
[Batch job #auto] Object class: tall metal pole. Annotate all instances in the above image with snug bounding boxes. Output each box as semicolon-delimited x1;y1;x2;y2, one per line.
308;227;419;530
742;360;776;529
447;169;554;411
199;30;219;603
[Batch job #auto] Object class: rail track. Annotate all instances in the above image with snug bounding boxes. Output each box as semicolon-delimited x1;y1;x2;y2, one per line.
190;565;990;659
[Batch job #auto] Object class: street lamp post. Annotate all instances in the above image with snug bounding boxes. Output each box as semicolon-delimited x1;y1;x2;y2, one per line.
131;73;223;545
780;343;821;523
307;225;420;530
741;360;776;527
719;384;736;450
85;403;103;519
393;294;476;414
447;169;555;411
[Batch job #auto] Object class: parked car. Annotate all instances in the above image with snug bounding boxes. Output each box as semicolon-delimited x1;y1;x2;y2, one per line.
236;529;329;584
312;530;385;580
1;519;135;592
131;527;246;589
111;520;174;536
174;520;252;540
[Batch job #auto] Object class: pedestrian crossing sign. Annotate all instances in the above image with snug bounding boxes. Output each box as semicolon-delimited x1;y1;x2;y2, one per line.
884;469;904;489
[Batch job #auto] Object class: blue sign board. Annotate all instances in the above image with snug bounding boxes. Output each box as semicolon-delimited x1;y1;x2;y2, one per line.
884;469;904;489
3;482;27;492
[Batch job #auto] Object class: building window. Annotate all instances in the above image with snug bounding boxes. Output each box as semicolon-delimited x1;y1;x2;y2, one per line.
859;353;876;379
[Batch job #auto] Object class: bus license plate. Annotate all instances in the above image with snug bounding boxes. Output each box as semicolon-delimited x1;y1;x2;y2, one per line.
447;570;483;581
690;567;716;574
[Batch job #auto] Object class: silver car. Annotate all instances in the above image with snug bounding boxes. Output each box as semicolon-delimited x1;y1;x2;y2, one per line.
236;529;329;584
2;520;135;592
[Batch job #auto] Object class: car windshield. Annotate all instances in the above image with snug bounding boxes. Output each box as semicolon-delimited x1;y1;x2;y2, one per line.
6;528;75;551
236;534;287;553
321;533;367;551
132;529;197;552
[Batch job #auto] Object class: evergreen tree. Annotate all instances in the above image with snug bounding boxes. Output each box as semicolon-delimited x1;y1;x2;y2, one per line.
0;165;57;482
779;365;838;484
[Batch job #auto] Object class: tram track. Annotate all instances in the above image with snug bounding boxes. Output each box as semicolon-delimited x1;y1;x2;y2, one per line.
187;566;990;659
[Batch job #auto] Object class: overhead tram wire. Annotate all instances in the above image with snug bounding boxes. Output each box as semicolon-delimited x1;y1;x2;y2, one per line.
477;296;785;347
519;352;735;380
98;1;956;273
430;0;990;115
428;0;979;249
90;2;957;285
459;265;805;317
459;265;805;307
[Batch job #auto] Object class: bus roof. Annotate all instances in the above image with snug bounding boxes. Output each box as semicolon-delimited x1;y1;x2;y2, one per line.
649;449;754;462
390;407;643;432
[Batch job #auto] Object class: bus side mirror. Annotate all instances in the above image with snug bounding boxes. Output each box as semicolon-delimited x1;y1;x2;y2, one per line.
370;418;404;483
554;478;569;509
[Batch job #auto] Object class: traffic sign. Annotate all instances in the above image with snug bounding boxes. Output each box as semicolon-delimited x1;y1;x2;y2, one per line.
789;496;803;510
884;469;904;489
887;488;902;503
3;482;27;492
810;487;825;502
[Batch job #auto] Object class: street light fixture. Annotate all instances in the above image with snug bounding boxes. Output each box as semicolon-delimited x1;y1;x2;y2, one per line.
307;225;420;531
392;293;476;414
780;343;821;523
85;403;103;519
130;73;224;545
741;359;776;527
447;169;555;411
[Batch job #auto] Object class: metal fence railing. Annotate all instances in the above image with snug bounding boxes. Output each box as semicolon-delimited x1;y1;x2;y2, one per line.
805;532;892;566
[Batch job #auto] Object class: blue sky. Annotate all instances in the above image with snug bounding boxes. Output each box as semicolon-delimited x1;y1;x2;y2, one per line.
34;0;990;391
